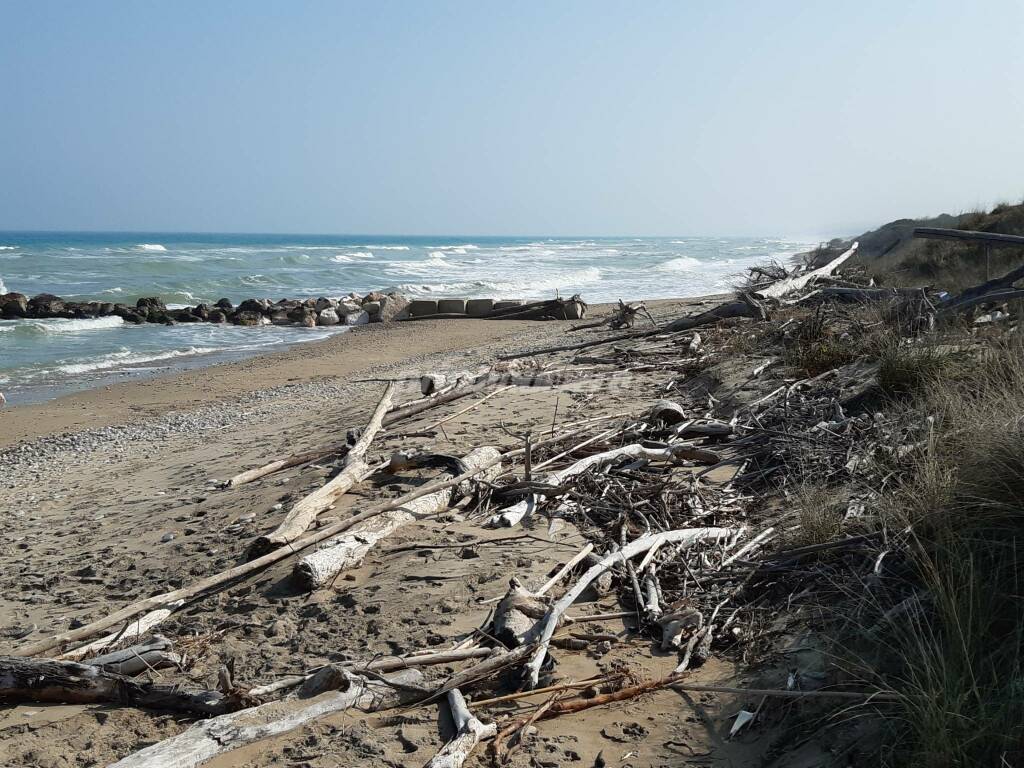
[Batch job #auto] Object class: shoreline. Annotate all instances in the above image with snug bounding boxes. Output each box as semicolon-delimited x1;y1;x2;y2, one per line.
0;297;709;449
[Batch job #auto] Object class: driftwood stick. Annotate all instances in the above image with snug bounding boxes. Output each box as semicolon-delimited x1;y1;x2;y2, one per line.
250;382;395;556
226;446;340;488
519;528;738;689
295;446;501;589
0;656;227;716
425;385;515;431
56;601;185;662
383;375;489;425
426;688;497;768
536;543;595;596
109;669;425;768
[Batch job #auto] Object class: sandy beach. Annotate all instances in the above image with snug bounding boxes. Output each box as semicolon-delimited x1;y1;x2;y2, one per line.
3;297;768;767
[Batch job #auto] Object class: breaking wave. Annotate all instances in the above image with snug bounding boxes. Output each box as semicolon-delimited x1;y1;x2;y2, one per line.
656;256;702;271
137;243;168;251
56;346;217;375
16;316;125;335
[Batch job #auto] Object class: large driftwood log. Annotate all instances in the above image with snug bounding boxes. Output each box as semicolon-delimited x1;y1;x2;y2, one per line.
755;242;858;299
250;382;395;556
519;527;738;689
295;446;502;589
108;669;424;768
425;688;497;768
489;442;722;527
0;656;227;715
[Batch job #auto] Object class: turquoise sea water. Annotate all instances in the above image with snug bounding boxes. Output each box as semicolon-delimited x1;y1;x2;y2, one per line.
0;232;815;404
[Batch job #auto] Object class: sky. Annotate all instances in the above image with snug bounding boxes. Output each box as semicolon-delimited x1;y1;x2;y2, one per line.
1;1;1022;237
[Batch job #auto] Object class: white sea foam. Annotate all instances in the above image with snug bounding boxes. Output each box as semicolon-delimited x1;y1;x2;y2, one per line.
22;316;125;334
0;246;16;251
57;346;216;375
656;256;702;272
137;243;168;251
0;276;6;294
363;245;409;250
332;254;356;263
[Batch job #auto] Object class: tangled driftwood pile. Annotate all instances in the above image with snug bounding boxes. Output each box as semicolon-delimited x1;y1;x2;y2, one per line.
7;239;1024;766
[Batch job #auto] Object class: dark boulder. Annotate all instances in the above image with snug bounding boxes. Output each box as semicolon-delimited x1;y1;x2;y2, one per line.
209;310;228;323
28;293;66;317
112;304;147;324
215;298;233;310
0;292;29;318
233;310;268;326
191;304;210;321
237;298;270;314
170;308;201;323
136;296;166;312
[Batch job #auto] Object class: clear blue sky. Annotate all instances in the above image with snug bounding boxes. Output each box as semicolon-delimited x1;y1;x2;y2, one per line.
2;1;1022;237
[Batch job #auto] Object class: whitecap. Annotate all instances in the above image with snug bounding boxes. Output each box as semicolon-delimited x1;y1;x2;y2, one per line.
656;256;702;272
22;316;125;334
0;276;6;294
332;254;355;263
136;243;168;251
57;346;217;375
363;245;409;251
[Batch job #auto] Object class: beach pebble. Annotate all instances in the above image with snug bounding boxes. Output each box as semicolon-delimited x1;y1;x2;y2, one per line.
160;532;176;543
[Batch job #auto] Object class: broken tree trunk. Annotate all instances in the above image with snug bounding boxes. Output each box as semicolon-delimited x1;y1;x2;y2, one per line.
108;669;424;768
755;242;858;299
425;688;497;768
0;656;228;716
295;446;501;589
520;527;738;689
249;382;395;557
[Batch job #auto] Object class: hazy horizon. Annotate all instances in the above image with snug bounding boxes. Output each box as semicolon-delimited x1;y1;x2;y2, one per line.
3;1;1022;237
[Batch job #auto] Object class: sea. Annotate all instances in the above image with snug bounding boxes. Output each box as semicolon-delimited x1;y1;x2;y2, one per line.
0;232;817;405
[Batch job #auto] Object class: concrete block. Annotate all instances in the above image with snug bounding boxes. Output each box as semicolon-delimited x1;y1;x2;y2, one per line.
466;298;495;317
408;299;439;317
437;298;467;314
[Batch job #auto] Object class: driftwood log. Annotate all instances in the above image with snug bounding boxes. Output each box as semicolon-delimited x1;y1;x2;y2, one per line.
754;242;858;299
0;656;229;716
82;635;179;676
425;688;498;768
108;668;425;768
295;445;501;589
249;382;395;557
